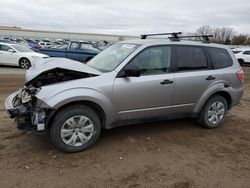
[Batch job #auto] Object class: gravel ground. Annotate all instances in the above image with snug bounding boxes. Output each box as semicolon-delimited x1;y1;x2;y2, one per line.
0;68;250;188
0;66;25;75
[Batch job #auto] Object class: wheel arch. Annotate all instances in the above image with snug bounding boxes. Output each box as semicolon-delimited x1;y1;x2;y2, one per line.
194;84;233;114
18;57;31;67
46;100;107;130
19;57;30;63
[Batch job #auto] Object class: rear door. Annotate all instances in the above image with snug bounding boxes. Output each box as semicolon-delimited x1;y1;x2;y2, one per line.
113;45;174;121
172;45;215;114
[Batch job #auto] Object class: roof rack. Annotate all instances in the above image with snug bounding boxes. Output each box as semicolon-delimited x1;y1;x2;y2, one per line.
141;32;213;43
140;32;182;39
172;35;214;43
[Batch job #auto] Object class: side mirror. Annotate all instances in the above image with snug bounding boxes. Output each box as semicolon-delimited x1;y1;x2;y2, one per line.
123;64;141;77
8;49;15;53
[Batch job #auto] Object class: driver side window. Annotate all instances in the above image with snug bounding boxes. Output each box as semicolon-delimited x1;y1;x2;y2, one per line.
129;46;171;75
70;42;79;49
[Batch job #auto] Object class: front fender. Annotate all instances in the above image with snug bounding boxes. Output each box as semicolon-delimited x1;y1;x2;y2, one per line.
36;87;114;125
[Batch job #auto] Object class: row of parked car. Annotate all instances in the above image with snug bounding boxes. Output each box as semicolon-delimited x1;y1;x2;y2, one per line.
0;37;114;68
1;37;112;50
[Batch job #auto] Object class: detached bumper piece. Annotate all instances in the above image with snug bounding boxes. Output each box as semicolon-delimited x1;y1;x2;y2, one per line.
5;90;46;132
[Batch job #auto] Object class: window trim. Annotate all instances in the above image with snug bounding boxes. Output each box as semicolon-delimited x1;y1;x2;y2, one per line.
173;44;212;73
117;44;174;77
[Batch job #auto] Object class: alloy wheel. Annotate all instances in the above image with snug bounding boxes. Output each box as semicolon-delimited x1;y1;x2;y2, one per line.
207;101;225;125
60;115;94;147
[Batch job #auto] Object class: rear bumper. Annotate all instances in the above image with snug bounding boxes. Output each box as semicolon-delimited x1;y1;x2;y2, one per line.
230;86;244;107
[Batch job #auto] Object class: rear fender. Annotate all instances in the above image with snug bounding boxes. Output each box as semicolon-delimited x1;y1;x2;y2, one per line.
194;81;232;113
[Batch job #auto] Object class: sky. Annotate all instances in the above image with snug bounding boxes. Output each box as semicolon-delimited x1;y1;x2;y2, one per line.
0;0;250;36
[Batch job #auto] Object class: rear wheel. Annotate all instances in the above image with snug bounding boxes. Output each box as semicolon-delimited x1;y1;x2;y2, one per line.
199;95;228;128
19;58;31;69
50;105;101;153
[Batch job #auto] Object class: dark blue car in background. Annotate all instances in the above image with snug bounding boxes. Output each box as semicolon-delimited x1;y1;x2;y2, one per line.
39;41;100;63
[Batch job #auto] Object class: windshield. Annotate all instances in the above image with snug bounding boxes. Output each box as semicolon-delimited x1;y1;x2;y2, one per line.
87;43;139;72
11;44;33;52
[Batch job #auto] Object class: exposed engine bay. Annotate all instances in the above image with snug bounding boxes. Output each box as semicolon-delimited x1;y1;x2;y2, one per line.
25;68;96;87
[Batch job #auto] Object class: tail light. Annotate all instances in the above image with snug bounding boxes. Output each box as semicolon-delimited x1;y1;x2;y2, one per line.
236;70;244;82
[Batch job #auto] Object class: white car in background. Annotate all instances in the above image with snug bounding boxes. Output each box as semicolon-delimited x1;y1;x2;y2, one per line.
233;48;250;65
38;42;53;48
0;42;49;69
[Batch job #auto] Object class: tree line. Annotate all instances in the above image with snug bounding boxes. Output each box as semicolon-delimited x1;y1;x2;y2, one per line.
194;26;250;45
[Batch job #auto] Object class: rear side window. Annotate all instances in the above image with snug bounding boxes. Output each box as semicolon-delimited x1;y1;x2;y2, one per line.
176;46;208;71
207;47;233;69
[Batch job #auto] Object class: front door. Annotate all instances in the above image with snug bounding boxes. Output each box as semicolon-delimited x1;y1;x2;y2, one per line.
113;45;174;121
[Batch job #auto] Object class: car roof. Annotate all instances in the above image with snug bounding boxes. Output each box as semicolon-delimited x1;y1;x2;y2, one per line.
119;39;229;49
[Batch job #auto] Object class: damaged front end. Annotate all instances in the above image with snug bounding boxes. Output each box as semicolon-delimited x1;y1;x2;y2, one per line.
5;86;49;132
5;58;102;132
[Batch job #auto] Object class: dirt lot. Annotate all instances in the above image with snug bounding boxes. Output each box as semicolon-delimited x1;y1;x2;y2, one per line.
0;67;250;188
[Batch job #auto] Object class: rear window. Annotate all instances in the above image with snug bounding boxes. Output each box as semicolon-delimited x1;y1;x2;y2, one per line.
176;46;208;71
207;47;233;69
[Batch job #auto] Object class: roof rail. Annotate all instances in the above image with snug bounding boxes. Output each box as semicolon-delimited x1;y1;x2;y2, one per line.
141;32;213;43
140;32;182;39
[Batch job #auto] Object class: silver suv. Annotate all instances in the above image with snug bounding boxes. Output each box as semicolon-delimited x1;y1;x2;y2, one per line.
5;34;244;152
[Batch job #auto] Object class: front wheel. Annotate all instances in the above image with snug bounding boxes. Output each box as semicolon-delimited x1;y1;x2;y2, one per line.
199;95;228;128
50;105;101;153
19;58;31;69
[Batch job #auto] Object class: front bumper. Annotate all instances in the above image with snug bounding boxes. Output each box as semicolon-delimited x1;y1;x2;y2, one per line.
5;91;46;132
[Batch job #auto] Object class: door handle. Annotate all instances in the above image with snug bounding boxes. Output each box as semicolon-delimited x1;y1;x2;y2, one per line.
160;79;173;85
206;76;216;80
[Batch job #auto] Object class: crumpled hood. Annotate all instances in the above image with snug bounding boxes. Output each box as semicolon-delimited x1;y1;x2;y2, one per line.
26;57;102;82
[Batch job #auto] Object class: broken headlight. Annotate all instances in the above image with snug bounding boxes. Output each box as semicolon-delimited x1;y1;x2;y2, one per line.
21;86;40;104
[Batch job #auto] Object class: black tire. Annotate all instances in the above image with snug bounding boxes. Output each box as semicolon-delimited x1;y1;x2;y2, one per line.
50;104;101;153
19;58;31;69
198;95;228;128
